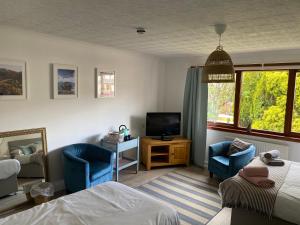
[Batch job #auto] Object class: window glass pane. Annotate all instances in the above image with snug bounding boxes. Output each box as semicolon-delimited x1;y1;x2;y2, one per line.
292;72;300;132
239;71;288;132
207;83;235;124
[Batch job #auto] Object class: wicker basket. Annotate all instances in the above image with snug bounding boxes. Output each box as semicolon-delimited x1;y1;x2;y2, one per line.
33;195;50;205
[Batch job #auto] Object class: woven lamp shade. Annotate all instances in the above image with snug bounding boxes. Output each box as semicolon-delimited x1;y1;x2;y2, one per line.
202;46;235;83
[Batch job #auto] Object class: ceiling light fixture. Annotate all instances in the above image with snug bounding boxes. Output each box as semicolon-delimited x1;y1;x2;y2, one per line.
202;24;235;83
136;27;146;34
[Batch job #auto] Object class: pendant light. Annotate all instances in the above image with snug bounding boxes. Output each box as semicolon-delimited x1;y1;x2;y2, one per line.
202;24;235;83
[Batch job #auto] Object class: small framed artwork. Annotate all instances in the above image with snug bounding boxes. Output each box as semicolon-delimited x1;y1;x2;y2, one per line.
52;64;78;99
0;59;27;100
96;70;115;98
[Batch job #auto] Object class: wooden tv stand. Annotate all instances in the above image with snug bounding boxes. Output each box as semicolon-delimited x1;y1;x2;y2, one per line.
141;137;191;170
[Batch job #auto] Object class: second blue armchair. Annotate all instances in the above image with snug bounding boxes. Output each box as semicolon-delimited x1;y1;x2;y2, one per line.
208;141;256;180
63;143;114;193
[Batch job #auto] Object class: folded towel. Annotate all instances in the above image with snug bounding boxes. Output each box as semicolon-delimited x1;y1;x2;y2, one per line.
239;170;275;188
263;158;285;166
259;153;285;166
264;150;280;159
243;166;269;177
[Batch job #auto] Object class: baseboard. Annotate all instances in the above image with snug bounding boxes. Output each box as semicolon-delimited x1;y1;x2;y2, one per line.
204;161;208;168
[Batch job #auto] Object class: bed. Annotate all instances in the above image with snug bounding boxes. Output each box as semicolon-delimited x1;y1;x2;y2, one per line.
0;159;20;198
219;157;300;225
0;181;180;225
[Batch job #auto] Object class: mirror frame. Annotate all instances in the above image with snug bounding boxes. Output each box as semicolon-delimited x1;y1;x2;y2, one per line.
0;127;49;182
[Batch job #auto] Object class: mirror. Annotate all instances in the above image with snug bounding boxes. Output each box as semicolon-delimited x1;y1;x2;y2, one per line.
0;128;48;213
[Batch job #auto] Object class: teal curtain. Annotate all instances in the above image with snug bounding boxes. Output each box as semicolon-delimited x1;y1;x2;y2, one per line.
182;67;208;167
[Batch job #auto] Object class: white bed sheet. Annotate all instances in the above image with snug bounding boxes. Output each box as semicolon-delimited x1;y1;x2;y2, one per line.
0;181;180;225
273;161;300;225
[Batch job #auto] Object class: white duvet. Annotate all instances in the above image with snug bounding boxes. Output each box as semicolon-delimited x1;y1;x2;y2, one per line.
273;161;300;225
0;159;20;180
0;181;180;225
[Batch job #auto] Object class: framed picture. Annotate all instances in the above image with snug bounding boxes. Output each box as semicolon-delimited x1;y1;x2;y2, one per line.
52;64;78;99
96;70;115;98
0;59;27;100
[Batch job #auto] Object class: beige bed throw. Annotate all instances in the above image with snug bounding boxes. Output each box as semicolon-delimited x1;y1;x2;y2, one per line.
219;157;291;216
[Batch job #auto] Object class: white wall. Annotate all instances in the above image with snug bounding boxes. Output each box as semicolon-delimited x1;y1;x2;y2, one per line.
0;26;165;189
162;49;300;163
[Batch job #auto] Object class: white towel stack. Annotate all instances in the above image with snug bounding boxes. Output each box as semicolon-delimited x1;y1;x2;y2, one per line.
259;150;284;166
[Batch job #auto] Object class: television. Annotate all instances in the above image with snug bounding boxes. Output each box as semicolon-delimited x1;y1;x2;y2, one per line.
146;112;181;140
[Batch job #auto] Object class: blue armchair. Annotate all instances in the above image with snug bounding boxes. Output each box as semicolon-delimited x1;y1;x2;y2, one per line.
63;143;114;193
208;141;256;180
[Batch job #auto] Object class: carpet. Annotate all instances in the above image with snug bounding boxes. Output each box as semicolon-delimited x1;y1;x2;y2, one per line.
136;170;222;225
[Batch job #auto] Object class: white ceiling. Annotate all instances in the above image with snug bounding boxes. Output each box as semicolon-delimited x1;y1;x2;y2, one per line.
1;0;300;57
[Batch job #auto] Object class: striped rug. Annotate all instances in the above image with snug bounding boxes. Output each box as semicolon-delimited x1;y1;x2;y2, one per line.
136;170;222;225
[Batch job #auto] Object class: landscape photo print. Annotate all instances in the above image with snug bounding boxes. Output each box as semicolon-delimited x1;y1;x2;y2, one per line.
53;64;78;99
0;59;26;100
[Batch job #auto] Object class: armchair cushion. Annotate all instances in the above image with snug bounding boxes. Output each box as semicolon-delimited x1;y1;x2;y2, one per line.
90;162;112;181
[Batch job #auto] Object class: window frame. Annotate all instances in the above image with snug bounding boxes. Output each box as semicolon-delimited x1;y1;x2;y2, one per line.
207;64;300;143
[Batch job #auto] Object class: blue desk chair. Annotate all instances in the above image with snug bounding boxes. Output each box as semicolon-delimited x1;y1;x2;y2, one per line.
208;141;256;180
63;143;114;193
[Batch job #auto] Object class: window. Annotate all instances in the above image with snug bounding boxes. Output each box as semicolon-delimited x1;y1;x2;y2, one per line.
292;72;300;132
207;66;300;142
239;71;288;132
207;83;235;124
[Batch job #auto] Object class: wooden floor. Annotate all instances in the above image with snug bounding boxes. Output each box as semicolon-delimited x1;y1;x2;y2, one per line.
0;165;232;224
118;164;178;187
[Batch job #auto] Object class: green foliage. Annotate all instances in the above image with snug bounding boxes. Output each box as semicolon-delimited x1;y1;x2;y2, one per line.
207;83;235;123
292;74;300;132
208;71;300;133
239;71;288;132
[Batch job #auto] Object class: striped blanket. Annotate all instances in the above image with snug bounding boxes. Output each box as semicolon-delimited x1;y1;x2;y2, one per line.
219;157;291;216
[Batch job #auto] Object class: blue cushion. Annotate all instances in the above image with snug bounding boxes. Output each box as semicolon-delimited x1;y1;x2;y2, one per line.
90;162;112;181
90;172;113;187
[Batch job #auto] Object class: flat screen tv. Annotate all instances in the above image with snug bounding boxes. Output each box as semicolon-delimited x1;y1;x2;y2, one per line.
146;112;181;140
